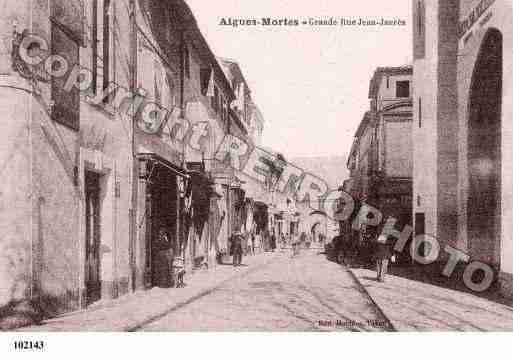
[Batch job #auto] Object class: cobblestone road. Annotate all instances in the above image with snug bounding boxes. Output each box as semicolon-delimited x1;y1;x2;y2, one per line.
139;250;393;331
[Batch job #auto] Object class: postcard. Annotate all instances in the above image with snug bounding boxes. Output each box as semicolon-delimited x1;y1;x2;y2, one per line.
0;0;512;357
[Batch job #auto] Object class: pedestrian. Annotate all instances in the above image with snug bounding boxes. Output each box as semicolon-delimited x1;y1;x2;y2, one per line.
299;232;306;247
250;232;255;255
263;230;270;252
242;231;250;256
375;234;395;282
156;228;173;287
271;231;277;252
291;233;300;257
231;231;243;266
255;231;262;254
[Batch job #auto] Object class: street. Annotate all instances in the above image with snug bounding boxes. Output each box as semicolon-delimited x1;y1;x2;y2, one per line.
138;250;392;331
21;248;513;332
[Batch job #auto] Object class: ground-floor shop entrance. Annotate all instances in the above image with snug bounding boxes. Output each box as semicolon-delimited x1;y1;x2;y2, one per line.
140;155;187;288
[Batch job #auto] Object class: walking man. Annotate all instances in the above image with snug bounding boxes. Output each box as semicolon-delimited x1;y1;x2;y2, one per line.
291;233;300;257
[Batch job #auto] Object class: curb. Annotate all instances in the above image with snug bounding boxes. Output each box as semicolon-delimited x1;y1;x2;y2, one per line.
344;266;399;332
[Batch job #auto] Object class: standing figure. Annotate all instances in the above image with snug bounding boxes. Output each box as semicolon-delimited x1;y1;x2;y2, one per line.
242;231;250;256
156;228;173;287
250;232;255;255
271;231;277;252
255;232;261;254
231;231;243;266
292;233;300;257
375;234;394;282
280;233;286;251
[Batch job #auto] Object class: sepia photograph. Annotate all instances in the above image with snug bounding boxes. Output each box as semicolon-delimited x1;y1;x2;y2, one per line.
0;0;513;356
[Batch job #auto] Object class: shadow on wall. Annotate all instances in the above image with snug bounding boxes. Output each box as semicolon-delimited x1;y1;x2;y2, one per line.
0;220;80;329
0;288;79;330
0;239;34;330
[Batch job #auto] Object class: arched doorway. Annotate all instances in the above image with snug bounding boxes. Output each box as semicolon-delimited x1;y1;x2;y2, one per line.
311;222;321;241
467;28;502;267
309;210;328;242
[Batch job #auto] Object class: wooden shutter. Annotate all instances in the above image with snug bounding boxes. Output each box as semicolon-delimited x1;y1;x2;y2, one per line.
51;22;80;131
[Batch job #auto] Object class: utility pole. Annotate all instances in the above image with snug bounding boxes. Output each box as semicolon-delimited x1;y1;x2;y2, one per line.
128;0;138;292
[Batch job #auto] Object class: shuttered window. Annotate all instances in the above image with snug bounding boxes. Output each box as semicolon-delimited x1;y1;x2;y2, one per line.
418;97;422;128
51;22;80;131
91;0;113;96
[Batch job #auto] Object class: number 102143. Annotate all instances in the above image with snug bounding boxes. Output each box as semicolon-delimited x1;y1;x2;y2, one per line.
13;340;45;350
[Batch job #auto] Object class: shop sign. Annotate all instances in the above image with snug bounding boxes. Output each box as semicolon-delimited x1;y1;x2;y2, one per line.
458;0;495;38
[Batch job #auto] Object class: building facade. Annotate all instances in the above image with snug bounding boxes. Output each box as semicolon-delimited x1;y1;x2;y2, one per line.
347;66;413;229
412;0;513;295
412;0;459;262
0;0;261;324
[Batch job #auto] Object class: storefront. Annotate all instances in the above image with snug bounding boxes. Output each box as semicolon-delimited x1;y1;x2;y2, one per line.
272;212;284;236
231;187;246;233
186;162;216;269
137;153;188;288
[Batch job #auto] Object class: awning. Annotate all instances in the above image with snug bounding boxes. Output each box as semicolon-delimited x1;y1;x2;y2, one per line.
189;171;214;227
253;201;268;209
189;170;215;200
229;108;248;135
138;153;189;178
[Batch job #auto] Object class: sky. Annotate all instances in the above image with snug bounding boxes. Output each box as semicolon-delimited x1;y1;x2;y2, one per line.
187;0;412;158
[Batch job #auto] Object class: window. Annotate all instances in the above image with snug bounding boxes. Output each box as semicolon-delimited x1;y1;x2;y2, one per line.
418;97;422;128
200;68;210;95
414;0;425;59
91;0;112;95
396;81;410;98
415;213;425;236
386;76;390;89
222;98;228;122
224;99;229;123
51;21;79;130
154;59;162;104
91;0;98;94
415;212;427;256
211;86;219;113
417;1;423;35
183;42;190;79
102;0;111;90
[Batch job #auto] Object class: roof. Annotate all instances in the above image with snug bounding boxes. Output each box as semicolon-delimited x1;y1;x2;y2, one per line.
354;111;375;139
142;0;235;101
229;108;248;136
250;103;265;125
346;111;375;169
368;65;413;99
217;57;251;94
180;3;235;100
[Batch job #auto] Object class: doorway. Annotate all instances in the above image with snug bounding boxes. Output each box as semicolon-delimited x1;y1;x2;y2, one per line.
84;170;102;305
414;212;425;260
467;28;502;267
148;164;179;287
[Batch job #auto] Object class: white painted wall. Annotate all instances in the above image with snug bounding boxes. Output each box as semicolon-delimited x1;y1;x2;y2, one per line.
412;0;440;238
